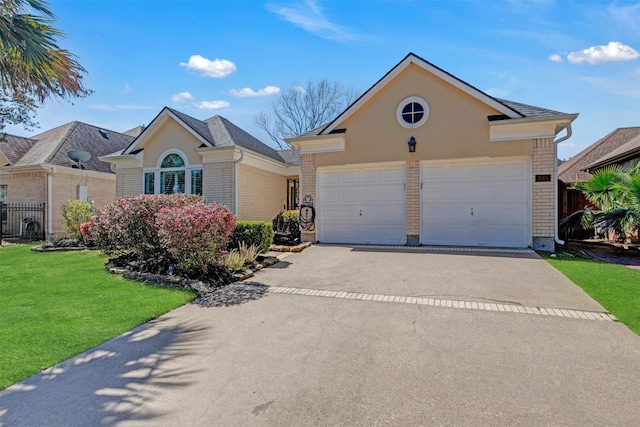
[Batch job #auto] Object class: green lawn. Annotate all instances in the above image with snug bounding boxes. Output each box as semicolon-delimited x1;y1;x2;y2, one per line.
0;245;195;390
543;253;640;335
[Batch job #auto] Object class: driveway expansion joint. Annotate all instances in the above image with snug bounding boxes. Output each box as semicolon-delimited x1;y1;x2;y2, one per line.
268;286;616;322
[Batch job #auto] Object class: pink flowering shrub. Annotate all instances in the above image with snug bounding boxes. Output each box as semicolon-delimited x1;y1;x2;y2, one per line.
90;194;236;279
91;194;204;260
156;203;235;274
79;221;93;244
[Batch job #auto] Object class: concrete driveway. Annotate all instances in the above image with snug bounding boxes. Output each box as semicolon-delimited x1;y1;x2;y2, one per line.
1;245;639;426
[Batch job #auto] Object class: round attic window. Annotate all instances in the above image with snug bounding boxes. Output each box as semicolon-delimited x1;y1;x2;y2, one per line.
396;96;429;128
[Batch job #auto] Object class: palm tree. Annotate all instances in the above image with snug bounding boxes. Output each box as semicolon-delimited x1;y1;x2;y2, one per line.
0;0;89;130
563;163;640;242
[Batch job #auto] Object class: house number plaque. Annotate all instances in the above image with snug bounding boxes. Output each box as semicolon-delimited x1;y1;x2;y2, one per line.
535;174;551;182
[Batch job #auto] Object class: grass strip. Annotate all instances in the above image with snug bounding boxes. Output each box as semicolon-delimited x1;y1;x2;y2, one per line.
542;252;640;335
0;245;194;389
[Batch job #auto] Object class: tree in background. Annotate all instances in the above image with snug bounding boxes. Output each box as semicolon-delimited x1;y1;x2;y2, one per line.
561;163;640;243
255;78;359;149
0;0;90;132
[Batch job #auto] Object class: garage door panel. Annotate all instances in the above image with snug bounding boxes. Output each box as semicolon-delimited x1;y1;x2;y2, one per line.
421;160;530;248
318;165;406;245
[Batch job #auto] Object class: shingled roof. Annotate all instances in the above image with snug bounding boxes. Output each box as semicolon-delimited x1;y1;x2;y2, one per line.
2;122;135;173
0;134;36;165
123;107;298;165
558;127;640;184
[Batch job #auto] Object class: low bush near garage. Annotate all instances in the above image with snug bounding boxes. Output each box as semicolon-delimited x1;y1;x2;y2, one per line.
229;220;274;253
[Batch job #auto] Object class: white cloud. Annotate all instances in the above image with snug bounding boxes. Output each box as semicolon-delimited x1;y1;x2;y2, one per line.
267;0;357;42
229;86;281;97
567;41;640;65
171;92;194;103
180;55;237;78
122;85;132;94
549;54;564;63
196;100;230;110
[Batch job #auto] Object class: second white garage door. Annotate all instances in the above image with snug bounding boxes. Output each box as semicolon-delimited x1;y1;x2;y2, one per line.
318;164;406;244
421;159;531;248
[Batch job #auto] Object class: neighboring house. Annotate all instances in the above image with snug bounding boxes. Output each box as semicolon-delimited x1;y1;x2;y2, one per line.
558;126;640;219
0;122;136;235
286;52;578;251
101;107;300;222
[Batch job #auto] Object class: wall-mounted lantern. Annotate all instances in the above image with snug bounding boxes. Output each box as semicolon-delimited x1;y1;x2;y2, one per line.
408;136;417;153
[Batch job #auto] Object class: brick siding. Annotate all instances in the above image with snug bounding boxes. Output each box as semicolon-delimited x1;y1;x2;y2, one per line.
532;137;555;249
300;153;316;242
203;161;235;212
237;163;287;221
116;167;142;197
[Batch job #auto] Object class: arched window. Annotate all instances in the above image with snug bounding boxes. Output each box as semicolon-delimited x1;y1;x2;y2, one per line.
160;153;186;194
143;151;202;196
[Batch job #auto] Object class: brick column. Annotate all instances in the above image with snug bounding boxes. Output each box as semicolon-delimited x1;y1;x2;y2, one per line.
532;137;555;251
300;153;316;242
406;161;420;245
116;167;142;197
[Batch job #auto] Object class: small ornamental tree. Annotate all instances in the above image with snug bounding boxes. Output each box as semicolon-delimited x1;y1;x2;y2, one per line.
60;200;94;241
156;203;235;275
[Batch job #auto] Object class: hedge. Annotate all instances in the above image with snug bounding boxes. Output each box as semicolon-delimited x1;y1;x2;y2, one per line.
229;221;274;253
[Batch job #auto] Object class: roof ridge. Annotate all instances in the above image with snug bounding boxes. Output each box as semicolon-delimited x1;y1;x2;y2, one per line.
558;128;622;172
42;121;79;164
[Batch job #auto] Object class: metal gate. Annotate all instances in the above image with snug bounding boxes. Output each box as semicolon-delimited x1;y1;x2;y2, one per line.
0;203;46;241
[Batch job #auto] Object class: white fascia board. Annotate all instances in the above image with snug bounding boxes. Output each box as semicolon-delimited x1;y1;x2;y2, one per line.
98;153;142;169
196;146;239;163
489;115;578;142
197;146;296;176
242;150;298;176
1;163;116;179
322;54;522;135
286;134;346;154
124;109;211;154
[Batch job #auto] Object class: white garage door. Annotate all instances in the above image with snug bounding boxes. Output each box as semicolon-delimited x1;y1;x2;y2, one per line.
318;164;406;245
421;159;530;248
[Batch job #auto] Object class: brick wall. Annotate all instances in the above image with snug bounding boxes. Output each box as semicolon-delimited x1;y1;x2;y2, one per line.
300;153;316;242
0;171;46;204
532;137;555;251
237;163;287;221
203;161;235;212
405;161;420;244
116;167;142;197
51;172;115;234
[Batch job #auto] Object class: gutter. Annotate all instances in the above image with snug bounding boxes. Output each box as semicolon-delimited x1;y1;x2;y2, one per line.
233;149;244;216
47;166;55;235
553;123;573;247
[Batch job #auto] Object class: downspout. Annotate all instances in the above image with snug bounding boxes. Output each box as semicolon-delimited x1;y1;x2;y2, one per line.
553;123;573;247
47;167;55;236
233;150;244;217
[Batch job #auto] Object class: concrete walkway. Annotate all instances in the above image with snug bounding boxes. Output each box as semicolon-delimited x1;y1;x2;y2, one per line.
1;245;639;426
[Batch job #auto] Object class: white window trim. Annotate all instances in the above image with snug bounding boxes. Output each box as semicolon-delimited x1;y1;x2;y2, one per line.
143;149;203;195
396;96;430;128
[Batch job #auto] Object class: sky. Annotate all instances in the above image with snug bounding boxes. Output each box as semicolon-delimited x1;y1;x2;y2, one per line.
5;0;640;160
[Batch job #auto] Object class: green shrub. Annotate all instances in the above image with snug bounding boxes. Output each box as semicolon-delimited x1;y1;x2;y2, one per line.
273;210;300;242
60;200;94;240
229;221;273;253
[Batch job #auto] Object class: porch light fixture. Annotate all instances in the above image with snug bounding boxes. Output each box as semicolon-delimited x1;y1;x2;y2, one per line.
408;136;417;153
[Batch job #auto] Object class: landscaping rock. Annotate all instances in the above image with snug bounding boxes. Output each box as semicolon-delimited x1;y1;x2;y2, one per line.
193;282;269;307
270;241;312;252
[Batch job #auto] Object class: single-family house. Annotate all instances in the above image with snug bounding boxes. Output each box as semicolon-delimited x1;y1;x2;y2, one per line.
558;126;640;219
286;52;578;251
101;107;300;221
0;122;136;235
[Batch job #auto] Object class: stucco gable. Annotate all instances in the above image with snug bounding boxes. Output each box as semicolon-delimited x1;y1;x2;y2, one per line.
319;52;523;135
